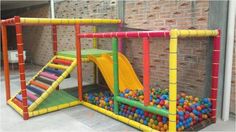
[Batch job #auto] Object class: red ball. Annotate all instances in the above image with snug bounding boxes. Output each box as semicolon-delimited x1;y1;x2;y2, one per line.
148;113;153;118
157;116;162;122
144;112;149;117
159;100;165;106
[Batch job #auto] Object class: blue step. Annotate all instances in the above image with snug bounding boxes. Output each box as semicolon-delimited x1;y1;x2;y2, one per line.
43;67;63;76
16;94;33;106
26;85;44;95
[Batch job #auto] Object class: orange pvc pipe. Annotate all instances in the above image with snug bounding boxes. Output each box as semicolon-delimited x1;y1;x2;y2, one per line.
30;80;48;90
75;24;83;101
15;16;29;120
52;25;57;55
12;98;23;109
1;24;11;102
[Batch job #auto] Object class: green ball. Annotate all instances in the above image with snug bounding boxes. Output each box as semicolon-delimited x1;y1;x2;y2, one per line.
152;115;156;120
154;120;158;125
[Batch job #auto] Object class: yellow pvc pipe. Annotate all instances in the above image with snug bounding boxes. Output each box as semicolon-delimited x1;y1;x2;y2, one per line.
20;18;121;25
56;55;76;61
48;63;68;70
82;101;158;132
8;100;23;116
177;30;218;37
168;29;178;132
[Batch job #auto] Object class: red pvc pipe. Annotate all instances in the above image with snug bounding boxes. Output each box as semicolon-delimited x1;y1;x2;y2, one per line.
1;18;15;25
52;25;57;55
15;16;29;120
211;29;220;122
78;31;170;38
143;37;150;106
53;58;72;66
1;24;11;102
75;24;83;101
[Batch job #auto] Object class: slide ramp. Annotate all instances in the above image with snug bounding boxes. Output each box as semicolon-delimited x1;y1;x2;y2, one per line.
88;53;143;93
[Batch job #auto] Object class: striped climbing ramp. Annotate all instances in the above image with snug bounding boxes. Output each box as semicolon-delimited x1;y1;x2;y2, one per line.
10;55;77;112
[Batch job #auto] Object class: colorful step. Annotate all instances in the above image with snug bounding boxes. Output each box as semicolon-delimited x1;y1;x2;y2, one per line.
43;67;63;76
30;80;49;90
26;85;44;95
16;94;33;106
27;91;38;101
39;72;58;80
35;76;54;85
53;58;72;66
48;63;68;70
12;98;23;109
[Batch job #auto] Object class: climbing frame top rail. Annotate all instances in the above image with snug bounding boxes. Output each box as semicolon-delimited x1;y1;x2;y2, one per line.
1;17;122;25
78;30;219;38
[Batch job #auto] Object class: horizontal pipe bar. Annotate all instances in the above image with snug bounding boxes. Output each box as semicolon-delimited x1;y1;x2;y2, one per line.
115;96;169;117
82;101;157;132
177;30;219;37
1;18;15;25
18;18;121;25
79;31;170;38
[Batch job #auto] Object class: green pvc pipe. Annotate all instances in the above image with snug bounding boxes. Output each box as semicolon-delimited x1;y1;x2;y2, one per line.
112;37;119;114
116;96;169;117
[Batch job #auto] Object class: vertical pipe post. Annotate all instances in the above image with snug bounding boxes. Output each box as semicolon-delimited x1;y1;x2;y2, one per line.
93;26;97;84
211;30;220;122
118;23;123;52
112;37;119;114
168;29;178;131
52;25;59;90
52;25;57;55
15;16;29;120
75;24;83;101
1;24;11;102
143;37;150;106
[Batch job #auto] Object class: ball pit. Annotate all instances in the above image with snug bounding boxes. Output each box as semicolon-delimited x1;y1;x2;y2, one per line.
83;88;212;131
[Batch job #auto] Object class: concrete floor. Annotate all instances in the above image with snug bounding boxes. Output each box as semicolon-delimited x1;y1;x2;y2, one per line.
0;64;235;132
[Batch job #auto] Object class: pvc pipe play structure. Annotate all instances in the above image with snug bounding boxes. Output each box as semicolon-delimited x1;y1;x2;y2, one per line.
1;16;221;132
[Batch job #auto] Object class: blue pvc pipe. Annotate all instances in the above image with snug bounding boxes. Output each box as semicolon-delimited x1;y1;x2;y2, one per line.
16;94;33;106
26;85;44;95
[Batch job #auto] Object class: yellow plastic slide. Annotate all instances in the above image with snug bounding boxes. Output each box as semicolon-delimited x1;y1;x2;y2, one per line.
88;53;143;93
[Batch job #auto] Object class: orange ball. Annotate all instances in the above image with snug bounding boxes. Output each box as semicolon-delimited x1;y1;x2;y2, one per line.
158;122;163;127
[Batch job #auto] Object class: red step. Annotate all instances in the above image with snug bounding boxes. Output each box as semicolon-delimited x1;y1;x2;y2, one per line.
53;58;72;66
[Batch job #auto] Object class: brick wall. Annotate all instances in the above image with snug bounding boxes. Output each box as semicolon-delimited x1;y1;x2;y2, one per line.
124;1;210;97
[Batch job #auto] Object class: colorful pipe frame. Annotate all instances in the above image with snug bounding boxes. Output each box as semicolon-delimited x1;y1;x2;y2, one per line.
78;29;220;132
1;16;220;131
